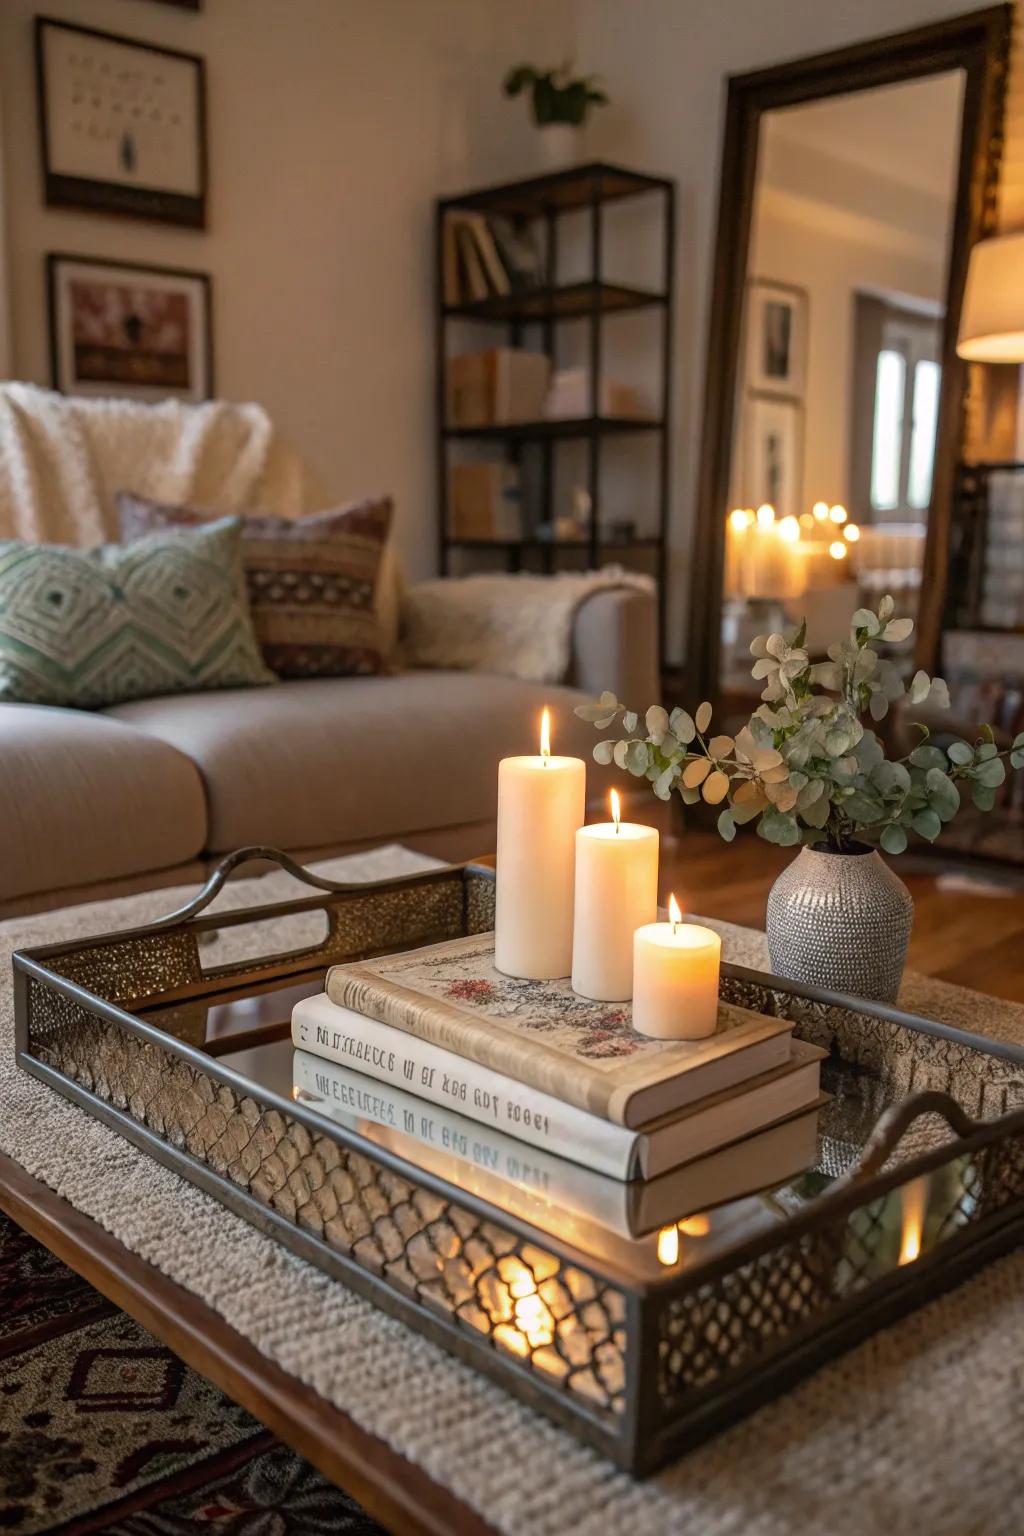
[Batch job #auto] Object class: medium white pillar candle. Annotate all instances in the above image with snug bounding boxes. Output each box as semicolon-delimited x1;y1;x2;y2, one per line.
572;790;659;1001
495;708;586;980
632;896;722;1039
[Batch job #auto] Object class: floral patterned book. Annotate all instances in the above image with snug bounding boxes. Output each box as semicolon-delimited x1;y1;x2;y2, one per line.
325;933;793;1128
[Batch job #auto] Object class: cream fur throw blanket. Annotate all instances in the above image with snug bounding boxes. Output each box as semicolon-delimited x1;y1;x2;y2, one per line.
0;382;328;545
402;568;655;684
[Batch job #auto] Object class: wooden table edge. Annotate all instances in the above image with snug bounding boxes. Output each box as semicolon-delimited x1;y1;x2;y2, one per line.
0;1149;500;1536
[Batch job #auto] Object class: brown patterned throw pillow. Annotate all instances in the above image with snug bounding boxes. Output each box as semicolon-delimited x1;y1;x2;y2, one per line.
118;493;393;679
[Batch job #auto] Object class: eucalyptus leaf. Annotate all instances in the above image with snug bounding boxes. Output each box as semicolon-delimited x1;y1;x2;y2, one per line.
679;783;700;805
910;744;947;771
878;594;895;621
972;783;997;811
912;808;942;841
799;796;831;830
682;757;711;788
758;809;801;846
626;740;651;777
695;700;713;733
653;765;676;800
947;740;973;766
702;769;731;805
882;618;914;643
974;756;1006;789
717;807;736;843
645;705;669;742
869;691;889;721
622;710;638;733
592;739;614;766
976;741;999;761
880;823;908;855
1012;749;1024;771
925;767;960;821
670;707;696;743
708;733;734;758
613;740;630;770
851;608;880;635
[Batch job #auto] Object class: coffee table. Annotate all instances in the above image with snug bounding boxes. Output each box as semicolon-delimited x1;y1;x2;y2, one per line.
3;849;1024;1536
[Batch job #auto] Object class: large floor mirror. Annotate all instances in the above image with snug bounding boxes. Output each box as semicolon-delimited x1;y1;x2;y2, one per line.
689;7;1010;713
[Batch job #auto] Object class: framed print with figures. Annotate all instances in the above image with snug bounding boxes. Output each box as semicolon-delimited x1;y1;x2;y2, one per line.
745;278;807;399
48;254;213;403
35;17;207;227
740;392;804;520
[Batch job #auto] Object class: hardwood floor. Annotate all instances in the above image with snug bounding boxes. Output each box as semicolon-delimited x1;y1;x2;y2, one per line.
658;829;1024;1004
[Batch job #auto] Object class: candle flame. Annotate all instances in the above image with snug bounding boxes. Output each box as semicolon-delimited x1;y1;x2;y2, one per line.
657;1225;680;1266
843;522;861;543
755;503;775;528
829;540;848;560
812;500;830;522
540;707;551;763
610;788;621;832
678;1213;710;1237
899;1177;928;1266
668;893;682;932
829;503;848;524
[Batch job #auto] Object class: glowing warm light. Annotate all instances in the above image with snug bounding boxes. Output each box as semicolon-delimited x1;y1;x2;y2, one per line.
829;504;848;524
678;1213;710;1237
899;1178;928;1266
812;500;830;522
829;540;848;560
657;1225;680;1266
668;893;682;932
778;515;800;543
756;503;775;528
539;707;551;762
609;788;621;831
843;522;861;543
799;512;816;530
729;507;753;530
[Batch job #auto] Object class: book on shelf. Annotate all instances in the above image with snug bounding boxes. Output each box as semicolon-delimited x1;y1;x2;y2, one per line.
545;367;650;421
446;347;551;427
291;1048;826;1240
325;931;793;1127
290;994;823;1181
449;462;522;540
443;211;546;305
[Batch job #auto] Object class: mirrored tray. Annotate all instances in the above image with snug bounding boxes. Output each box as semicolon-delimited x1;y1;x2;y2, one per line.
13;848;1024;1474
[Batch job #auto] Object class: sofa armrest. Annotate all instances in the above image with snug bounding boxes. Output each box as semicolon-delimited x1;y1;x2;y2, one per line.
568;587;659;707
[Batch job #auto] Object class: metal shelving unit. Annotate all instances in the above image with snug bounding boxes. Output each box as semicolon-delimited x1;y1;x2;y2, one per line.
435;161;675;660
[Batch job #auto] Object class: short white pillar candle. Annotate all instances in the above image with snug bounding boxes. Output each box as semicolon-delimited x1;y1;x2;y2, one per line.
632;895;722;1039
495;708;586;980
572;790;659;1001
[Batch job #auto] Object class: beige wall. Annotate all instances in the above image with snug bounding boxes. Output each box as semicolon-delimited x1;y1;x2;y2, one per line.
0;0;574;580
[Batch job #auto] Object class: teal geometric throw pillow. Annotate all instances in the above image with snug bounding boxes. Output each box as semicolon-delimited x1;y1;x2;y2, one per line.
0;517;276;708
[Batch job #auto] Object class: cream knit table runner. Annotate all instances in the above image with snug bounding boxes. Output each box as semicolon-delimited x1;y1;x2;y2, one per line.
2;848;1023;1536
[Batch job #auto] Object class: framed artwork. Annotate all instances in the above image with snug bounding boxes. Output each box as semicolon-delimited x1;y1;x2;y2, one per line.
48;253;213;403
746;279;808;398
35;17;207;227
741;392;804;519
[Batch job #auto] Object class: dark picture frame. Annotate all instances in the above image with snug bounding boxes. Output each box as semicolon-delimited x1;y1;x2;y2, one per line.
47;252;214;403
745;278;808;400
35;16;207;228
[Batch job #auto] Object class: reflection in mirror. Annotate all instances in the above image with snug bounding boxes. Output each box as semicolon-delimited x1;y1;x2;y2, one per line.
719;72;964;710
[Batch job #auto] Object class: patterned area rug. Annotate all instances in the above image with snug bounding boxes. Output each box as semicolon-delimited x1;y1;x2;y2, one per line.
0;1212;383;1535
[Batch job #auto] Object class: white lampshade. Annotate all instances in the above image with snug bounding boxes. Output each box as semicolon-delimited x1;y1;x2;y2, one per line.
958;232;1024;361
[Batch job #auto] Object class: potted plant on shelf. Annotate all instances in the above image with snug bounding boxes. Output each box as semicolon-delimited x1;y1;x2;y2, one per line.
503;63;608;169
576;596;1024;1002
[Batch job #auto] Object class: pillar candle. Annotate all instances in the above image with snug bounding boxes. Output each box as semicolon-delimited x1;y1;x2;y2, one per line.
632;896;722;1039
572;790;659;1001
495;709;586;980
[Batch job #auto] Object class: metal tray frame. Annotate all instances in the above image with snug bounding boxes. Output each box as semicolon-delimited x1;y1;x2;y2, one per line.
13;847;1024;1474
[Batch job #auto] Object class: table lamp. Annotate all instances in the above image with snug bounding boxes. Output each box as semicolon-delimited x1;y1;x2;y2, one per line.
957;231;1024;361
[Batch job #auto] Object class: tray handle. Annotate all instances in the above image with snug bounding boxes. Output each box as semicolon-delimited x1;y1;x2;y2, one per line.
153;846;366;926
847;1089;982;1182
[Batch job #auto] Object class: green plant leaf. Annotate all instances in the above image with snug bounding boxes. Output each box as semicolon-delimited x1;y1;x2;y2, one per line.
1012;749;1024;770
592;740;614;765
613;740;629;770
626;740;650;777
974;757;1006;789
758;809;801;846
947;740;973;766
717;808;736;843
972;783;997;811
881;824;908;855
679;784;700;805
622;710;638;733
882;618;914;643
925;767;960;821
799;796;831;829
653;765;676;800
670;708;696;744
851;608;880;635
645;704;669;742
910;744;947;771
976;741;999;761
912;808;942;841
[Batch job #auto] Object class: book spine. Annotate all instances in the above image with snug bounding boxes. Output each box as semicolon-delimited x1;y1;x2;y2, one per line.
291;997;638;1180
291;1050;632;1236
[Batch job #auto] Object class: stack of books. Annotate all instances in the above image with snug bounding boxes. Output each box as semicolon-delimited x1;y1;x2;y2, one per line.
446;347;551;428
290;932;824;1232
443;213;546;305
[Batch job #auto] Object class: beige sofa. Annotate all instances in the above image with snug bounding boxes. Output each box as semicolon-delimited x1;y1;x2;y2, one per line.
0;585;657;918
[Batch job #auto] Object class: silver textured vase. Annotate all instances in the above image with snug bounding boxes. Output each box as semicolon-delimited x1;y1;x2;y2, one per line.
766;844;913;1002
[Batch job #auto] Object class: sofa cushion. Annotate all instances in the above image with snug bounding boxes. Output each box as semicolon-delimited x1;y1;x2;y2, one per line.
0;519;273;709
0;703;207;903
108;672;609;853
118;493;394;680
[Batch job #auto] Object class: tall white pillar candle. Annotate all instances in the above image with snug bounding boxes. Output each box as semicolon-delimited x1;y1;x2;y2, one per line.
495;708;586;980
632;896;722;1039
572;790;659;1001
